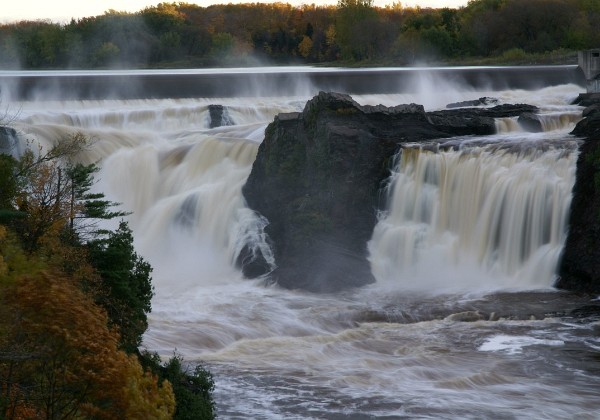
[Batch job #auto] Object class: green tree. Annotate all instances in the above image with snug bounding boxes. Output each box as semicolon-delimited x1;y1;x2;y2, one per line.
0;154;23;223
141;352;215;420
335;0;378;61
66;162;128;241
210;32;235;58
93;41;120;67
87;221;154;354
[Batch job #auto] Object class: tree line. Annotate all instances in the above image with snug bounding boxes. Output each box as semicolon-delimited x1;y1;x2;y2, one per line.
0;132;215;418
0;0;598;69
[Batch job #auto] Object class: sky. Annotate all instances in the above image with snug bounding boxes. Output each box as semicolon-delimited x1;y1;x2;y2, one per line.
2;0;470;23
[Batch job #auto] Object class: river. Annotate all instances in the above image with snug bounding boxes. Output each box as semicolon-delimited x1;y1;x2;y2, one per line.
2;67;600;419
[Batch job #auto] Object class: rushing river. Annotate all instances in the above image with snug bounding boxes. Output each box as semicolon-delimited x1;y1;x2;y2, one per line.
3;68;600;419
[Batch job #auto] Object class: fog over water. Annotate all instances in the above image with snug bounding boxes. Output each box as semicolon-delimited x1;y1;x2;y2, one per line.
5;68;600;418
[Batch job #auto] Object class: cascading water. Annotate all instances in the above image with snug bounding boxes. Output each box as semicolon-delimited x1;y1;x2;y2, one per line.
369;141;578;291
4;73;600;419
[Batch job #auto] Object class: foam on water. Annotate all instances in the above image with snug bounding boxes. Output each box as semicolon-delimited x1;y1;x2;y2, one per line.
479;334;565;354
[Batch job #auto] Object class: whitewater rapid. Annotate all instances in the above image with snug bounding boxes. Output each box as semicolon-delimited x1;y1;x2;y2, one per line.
7;78;600;419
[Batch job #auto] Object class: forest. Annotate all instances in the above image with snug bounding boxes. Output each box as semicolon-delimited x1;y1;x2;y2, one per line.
0;133;215;418
0;0;599;69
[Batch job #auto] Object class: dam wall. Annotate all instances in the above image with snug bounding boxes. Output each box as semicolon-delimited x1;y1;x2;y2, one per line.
0;65;586;101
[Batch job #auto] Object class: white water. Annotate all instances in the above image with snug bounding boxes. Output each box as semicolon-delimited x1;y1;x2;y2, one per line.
7;77;600;419
369;141;577;292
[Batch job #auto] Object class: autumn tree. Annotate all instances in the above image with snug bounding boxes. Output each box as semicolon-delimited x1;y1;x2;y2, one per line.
1;131;215;419
0;270;175;419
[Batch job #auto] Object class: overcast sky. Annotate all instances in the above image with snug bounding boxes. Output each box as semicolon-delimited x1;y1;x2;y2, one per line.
3;0;470;23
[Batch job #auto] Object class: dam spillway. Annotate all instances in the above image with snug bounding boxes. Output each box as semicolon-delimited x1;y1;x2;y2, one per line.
0;65;586;100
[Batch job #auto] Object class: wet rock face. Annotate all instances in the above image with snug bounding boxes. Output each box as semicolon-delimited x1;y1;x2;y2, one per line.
446;97;499;108
241;92;542;292
518;112;544;133
572;92;600;108
242;93;402;292
429;103;539;136
208;104;234;128
557;110;600;294
0;126;18;155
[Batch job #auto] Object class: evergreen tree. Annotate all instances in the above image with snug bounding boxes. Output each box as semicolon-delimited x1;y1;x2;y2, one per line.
87;221;154;354
66;162;128;241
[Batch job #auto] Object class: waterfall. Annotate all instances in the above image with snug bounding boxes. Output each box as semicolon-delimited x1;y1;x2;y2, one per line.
495;111;581;133
369;143;578;291
6;75;599;419
97;136;276;292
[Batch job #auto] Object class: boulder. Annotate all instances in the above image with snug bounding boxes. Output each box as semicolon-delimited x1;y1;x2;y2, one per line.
572;93;600;107
242;93;400;291
557;111;600;294
582;104;600;118
208;104;234;128
518;112;544;132
429;104;539;136
446;97;499;108
0;126;18;155
571;110;600;139
236;242;274;279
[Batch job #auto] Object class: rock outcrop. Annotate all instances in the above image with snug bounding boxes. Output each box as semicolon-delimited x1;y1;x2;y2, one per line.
572;93;600;107
446;97;499;108
242;92;538;292
518;112;544;132
557;101;600;294
429;103;538;136
0;126;18;155
208;104;234;128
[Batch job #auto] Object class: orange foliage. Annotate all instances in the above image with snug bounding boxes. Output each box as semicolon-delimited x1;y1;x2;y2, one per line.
0;271;174;419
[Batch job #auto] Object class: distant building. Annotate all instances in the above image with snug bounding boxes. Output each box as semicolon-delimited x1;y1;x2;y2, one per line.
579;49;600;93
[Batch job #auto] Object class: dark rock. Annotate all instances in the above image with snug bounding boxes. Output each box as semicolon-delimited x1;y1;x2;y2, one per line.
0;126;18;154
569;305;600;318
557;112;600;294
208;104;234;128
236;242;274;279
518;112;543;133
428;113;496;136
429;104;539;136
571;111;600;139
243;93;399;291
582;104;600;118
446;97;499;108
435;103;539;118
572;93;600;107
